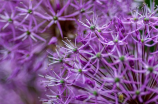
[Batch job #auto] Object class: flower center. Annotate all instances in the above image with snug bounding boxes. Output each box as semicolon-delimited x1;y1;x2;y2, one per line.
135;90;140;95
8;18;12;22
114;39;118;43
98;29;101;32
118;93;124;102
26;54;30;57
73;48;77;52
96;53;101;58
60;80;64;84
133;18;138;21
28;9;32;14
53;16;58;20
115;77;120;83
83;30;87;34
78;69;82;73
90;25;95;30
93;91;98;96
144;18;149;21
56;95;59;98
119;56;125;61
59;59;63;63
148;67;153;72
26;31;31;35
80;8;85;13
141;39;144;43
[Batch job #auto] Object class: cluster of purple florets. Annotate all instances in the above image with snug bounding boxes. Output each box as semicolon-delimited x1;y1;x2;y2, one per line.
1;0;158;104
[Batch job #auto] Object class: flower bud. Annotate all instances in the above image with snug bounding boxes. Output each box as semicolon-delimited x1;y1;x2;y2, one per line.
76;95;88;101
85;79;95;88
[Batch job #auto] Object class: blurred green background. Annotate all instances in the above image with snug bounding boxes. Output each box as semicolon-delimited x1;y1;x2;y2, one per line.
145;0;158;7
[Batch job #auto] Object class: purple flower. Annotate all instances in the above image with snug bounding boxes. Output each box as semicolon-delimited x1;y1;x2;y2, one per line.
43;0;75;37
68;0;93;20
14;19;46;43
76;94;88;101
16;0;46;25
2;0;158;104
48;37;57;45
0;6;19;38
41;1;158;104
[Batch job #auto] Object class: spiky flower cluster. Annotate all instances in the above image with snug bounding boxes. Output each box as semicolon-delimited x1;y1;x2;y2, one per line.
40;1;158;104
1;0;155;104
0;0;133;73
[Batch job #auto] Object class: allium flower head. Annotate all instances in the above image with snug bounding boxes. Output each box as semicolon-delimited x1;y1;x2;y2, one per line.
40;1;158;104
1;0;156;104
42;0;76;38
